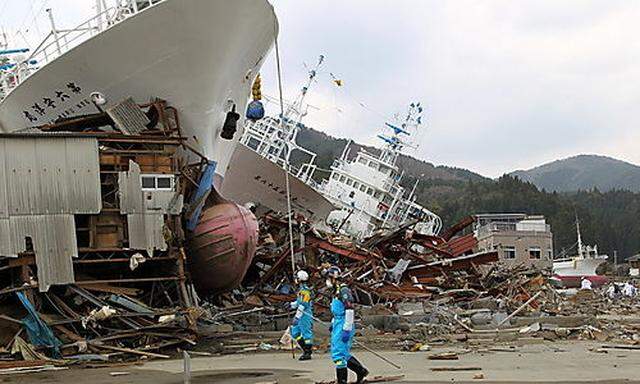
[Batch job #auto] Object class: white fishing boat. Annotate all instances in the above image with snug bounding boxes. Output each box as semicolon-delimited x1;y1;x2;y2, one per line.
0;0;278;188
225;54;441;237
552;220;608;287
315;103;442;239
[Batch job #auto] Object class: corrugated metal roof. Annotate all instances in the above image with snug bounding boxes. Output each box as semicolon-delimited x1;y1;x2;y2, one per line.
118;160;183;253
106;97;149;135
0;220;10;255
446;233;479;257
118;161;144;214
0;139;7;219
127;213;167;254
145;191;184;214
0;136;100;291
2;214;76;291
0;137;101;215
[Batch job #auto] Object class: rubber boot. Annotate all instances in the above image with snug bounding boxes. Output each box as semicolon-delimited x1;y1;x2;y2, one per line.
298;340;312;361
348;356;369;384
336;367;348;384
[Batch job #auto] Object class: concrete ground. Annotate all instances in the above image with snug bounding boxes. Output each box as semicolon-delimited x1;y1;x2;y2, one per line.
6;341;640;383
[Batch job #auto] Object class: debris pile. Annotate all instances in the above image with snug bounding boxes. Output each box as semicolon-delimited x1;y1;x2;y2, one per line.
208;211;639;353
0;99;207;370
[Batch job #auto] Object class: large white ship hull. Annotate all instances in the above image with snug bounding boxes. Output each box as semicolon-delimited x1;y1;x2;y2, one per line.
0;0;277;187
221;144;335;223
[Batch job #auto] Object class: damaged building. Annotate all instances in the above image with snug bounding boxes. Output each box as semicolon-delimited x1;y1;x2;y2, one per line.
474;213;553;269
0;99;208;362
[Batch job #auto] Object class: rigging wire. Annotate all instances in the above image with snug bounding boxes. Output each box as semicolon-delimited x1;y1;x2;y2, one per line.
273;18;297;279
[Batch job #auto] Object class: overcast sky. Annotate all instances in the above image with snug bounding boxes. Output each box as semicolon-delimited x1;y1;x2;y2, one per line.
2;0;639;177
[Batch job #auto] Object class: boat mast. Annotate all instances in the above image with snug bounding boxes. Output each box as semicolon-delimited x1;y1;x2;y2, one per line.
576;217;584;259
286;54;324;118
46;8;62;55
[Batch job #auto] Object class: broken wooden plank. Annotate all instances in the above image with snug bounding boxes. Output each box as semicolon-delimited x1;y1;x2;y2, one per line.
428;352;459;360
600;344;640;351
430;367;482;372
88;343;170;359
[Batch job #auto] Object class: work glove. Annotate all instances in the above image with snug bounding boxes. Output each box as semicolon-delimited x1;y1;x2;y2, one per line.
341;329;351;343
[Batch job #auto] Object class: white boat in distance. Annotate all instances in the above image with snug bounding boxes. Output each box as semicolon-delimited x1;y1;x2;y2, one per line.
552;220;608;287
0;0;278;188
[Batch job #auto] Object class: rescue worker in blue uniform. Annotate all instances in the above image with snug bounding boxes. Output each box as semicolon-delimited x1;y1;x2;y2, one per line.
290;270;313;360
324;266;369;384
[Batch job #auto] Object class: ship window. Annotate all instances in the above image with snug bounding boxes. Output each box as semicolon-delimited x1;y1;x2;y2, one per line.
346;178;353;186
339;175;346;182
366;187;374;196
358;157;367;164
529;247;541;259
247;137;260;150
359;184;366;192
332;173;339;180
374;191;382;199
503;246;516;259
369;162;378;171
349;191;355;198
353;181;360;189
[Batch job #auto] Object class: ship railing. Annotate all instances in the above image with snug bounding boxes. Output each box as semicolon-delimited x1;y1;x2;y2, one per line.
1;3;148;98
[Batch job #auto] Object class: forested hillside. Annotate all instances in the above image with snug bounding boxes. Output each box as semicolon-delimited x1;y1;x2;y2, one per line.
293;126;640;260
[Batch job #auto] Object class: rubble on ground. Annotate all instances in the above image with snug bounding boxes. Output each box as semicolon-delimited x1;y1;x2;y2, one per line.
206;211;640;353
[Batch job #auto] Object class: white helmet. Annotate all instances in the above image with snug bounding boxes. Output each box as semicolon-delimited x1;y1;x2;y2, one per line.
295;270;309;282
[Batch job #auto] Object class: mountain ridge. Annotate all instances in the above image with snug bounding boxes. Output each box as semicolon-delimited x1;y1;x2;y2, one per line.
510;154;640;193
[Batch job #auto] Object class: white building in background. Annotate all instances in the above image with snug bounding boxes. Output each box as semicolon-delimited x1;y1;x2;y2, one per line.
474;213;553;269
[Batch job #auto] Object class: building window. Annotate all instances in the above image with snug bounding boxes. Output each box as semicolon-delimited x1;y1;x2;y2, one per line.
156;177;172;189
547;250;553;260
246;137;260;150
141;174;174;191
503;246;516;259
141;176;156;189
529;247;541;259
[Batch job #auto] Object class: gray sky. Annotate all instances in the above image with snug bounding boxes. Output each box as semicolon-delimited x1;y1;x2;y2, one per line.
2;0;639;177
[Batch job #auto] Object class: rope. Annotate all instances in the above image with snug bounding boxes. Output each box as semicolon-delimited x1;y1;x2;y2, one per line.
273;17;297;288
